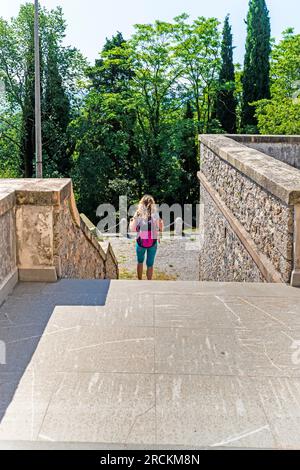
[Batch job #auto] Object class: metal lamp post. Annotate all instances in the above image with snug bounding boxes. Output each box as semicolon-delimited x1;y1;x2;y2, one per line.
34;0;43;178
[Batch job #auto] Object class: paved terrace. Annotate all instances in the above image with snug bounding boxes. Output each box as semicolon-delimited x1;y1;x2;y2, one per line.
0;280;300;449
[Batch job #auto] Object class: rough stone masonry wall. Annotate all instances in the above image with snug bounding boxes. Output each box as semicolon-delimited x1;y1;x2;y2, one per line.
53;197;107;279
0;190;18;303
104;245;119;279
200;185;264;282
199;140;295;283
0;202;16;285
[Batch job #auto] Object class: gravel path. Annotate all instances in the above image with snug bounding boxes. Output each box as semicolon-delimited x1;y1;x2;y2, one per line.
105;233;200;281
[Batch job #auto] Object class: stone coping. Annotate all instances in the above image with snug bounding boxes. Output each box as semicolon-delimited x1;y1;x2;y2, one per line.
226;134;300;144
79;213;119;267
199;135;300;205
0;188;16;217
0;178;72;207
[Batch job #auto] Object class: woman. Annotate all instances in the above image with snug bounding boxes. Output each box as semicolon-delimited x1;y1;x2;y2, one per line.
129;195;164;280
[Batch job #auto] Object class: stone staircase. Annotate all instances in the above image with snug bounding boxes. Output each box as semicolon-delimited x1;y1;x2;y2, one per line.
1;279;300;449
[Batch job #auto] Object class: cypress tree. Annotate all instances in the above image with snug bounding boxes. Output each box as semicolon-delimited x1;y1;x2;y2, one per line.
215;15;237;134
241;0;271;131
43;37;71;176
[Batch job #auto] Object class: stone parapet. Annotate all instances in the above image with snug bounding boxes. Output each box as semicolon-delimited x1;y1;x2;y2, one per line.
227;135;300;171
0;179;118;301
0;189;17;302
199;135;300;286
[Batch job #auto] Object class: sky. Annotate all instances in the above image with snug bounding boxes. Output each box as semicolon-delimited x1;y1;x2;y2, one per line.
1;0;299;64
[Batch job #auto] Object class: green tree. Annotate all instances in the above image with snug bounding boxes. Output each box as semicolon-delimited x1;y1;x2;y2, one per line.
71;33;140;220
0;111;21;177
173;14;221;134
43;36;71;176
128;21;182;195
241;0;271;132
0;3;43;177
174;101;199;205
255;29;300;134
0;3;86;177
71;15;224;217
215;15;236;133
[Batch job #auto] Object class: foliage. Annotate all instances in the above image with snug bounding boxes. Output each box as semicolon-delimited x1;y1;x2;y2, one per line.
173;14;221;133
70;16;222;220
255;29;300;134
214;15;237;133
1;3;299;223
241;0;271;131
0;2;86;177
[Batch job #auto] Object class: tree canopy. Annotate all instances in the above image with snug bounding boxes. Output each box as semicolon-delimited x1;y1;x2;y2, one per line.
241;0;271;132
254;29;300;134
0;3;299;224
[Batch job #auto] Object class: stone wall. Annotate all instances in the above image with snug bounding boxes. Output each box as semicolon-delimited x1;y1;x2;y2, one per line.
53;196;107;279
104;244;119;279
200;186;265;282
0;179;118;296
0;189;17;303
199;135;300;286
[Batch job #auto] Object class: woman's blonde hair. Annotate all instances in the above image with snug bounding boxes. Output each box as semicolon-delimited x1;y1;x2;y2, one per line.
135;194;157;219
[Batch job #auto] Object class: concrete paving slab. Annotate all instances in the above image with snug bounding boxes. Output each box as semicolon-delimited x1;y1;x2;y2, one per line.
154;294;240;330
79;294;154;328
109;280;300;298
156;374;276;448
0;439;263;450
0;324;45;373
0;373;20;415
1;279;300;449
154;294;296;331
28;327;79;373
38;372;155;445
41;279;111;296
64;326;154;373
10;282;47;297
154;327;300;378
45;306;84;332
254;377;300;449
0;295;60;329
0;371;60;441
234;328;300;377
155;328;237;376
242;296;300;330
216;296;295;331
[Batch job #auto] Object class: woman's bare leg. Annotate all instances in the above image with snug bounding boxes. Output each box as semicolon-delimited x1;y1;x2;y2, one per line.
137;263;143;280
146;266;154;280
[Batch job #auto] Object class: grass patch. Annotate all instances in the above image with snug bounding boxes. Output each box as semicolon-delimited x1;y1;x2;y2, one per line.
119;267;178;281
119;268;136;280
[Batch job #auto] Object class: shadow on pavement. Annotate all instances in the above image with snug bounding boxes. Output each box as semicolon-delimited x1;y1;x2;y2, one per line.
0;279;111;423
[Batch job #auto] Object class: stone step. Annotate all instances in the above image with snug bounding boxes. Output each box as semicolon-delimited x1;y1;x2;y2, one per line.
0;440;235;450
1;279;300;449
